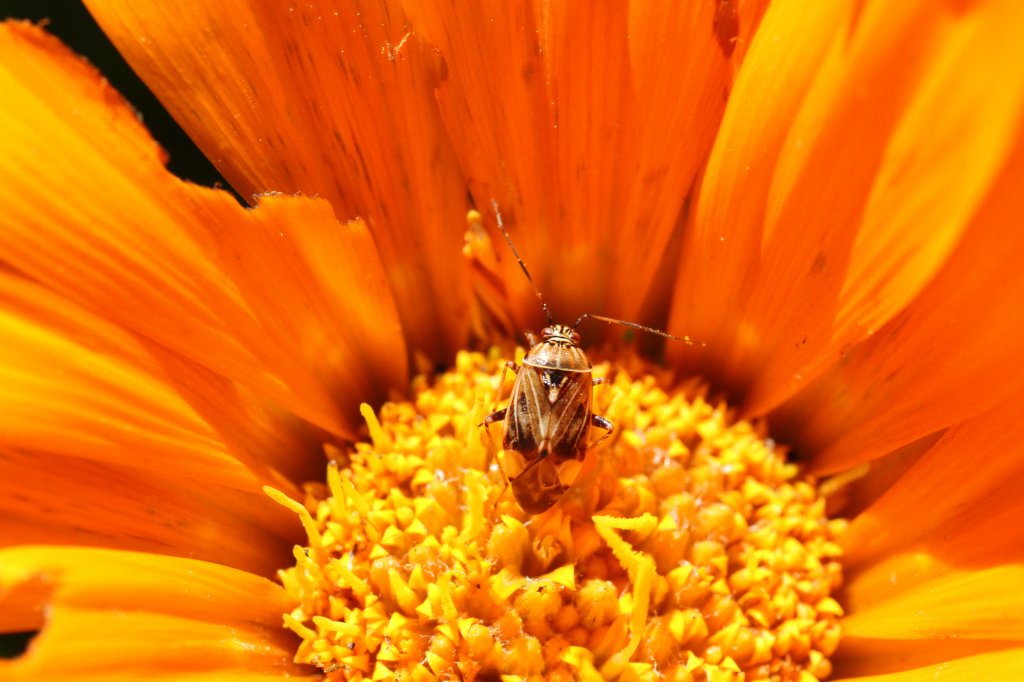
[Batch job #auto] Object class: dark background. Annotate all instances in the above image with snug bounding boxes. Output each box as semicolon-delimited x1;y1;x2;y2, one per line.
0;0;225;659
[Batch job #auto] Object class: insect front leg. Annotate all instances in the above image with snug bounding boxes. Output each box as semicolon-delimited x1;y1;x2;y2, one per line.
479;407;505;452
588;414;614;448
491;360;518;413
478;359;517;430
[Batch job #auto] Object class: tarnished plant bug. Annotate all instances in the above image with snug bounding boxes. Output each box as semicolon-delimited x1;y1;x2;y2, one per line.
482;201;698;514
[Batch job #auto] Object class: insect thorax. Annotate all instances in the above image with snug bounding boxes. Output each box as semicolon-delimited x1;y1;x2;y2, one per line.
522;340;592;373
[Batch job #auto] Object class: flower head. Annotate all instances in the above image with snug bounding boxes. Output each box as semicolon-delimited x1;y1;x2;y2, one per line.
273;352;845;679
1;1;1024;680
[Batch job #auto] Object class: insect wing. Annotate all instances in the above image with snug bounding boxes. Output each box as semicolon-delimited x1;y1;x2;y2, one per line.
506;453;581;514
502;366;592;513
504;366;591;460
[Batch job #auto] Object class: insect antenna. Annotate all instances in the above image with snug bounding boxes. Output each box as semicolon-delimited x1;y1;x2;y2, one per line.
491;200;555;325
573;313;705;347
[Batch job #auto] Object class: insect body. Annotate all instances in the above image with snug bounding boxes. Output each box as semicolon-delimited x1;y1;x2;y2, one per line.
481;201;696;514
483;324;612;513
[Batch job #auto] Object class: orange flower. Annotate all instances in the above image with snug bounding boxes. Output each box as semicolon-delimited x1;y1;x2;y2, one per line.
2;1;1024;680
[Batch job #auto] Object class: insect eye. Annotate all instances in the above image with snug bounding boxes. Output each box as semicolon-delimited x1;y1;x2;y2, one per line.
541;326;556;339
570;331;581;344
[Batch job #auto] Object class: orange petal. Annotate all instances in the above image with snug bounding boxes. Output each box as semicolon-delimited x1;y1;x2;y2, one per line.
189;194;408;445
832;647;1024;681
404;1;735;330
399;0;555;331
673;0;1024;411
0;275;301;570
670;0;854;373
774;124;1024;474
0;546;293;631
0;281;300;575
0;447;296;577
847;474;1024;608
729;0;772;65
743;0;1024;413
82;1;470;362
824;433;939;522
138;346;337;485
841;402;1024;568
0;21;405;439
842;565;1024;642
916;470;1024;570
0;546;313;678
0;273;290;493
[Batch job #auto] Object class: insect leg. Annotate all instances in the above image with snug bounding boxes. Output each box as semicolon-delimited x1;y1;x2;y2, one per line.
588;414;615;448
479;408;505;450
592;377;606;386
482;408;506;427
488;449;513;515
508;448;550;484
481;409;513;516
479;360;517;428
492;360;517;412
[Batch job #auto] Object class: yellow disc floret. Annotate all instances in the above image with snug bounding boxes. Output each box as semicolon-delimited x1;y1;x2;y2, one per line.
271;349;845;681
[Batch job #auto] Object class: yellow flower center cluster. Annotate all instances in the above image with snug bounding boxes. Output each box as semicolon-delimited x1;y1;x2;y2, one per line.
272;350;845;681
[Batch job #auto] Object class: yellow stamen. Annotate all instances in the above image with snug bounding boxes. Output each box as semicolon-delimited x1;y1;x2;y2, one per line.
359;402;390;449
270;350;845;680
264;485;321;551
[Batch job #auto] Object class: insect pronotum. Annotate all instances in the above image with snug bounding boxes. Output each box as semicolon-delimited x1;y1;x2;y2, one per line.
482;201;698;514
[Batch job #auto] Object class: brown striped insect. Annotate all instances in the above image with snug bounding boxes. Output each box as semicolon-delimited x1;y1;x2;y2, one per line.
482;201;698;514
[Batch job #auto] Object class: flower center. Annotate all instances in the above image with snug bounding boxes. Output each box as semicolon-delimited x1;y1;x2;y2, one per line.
271;350;845;680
